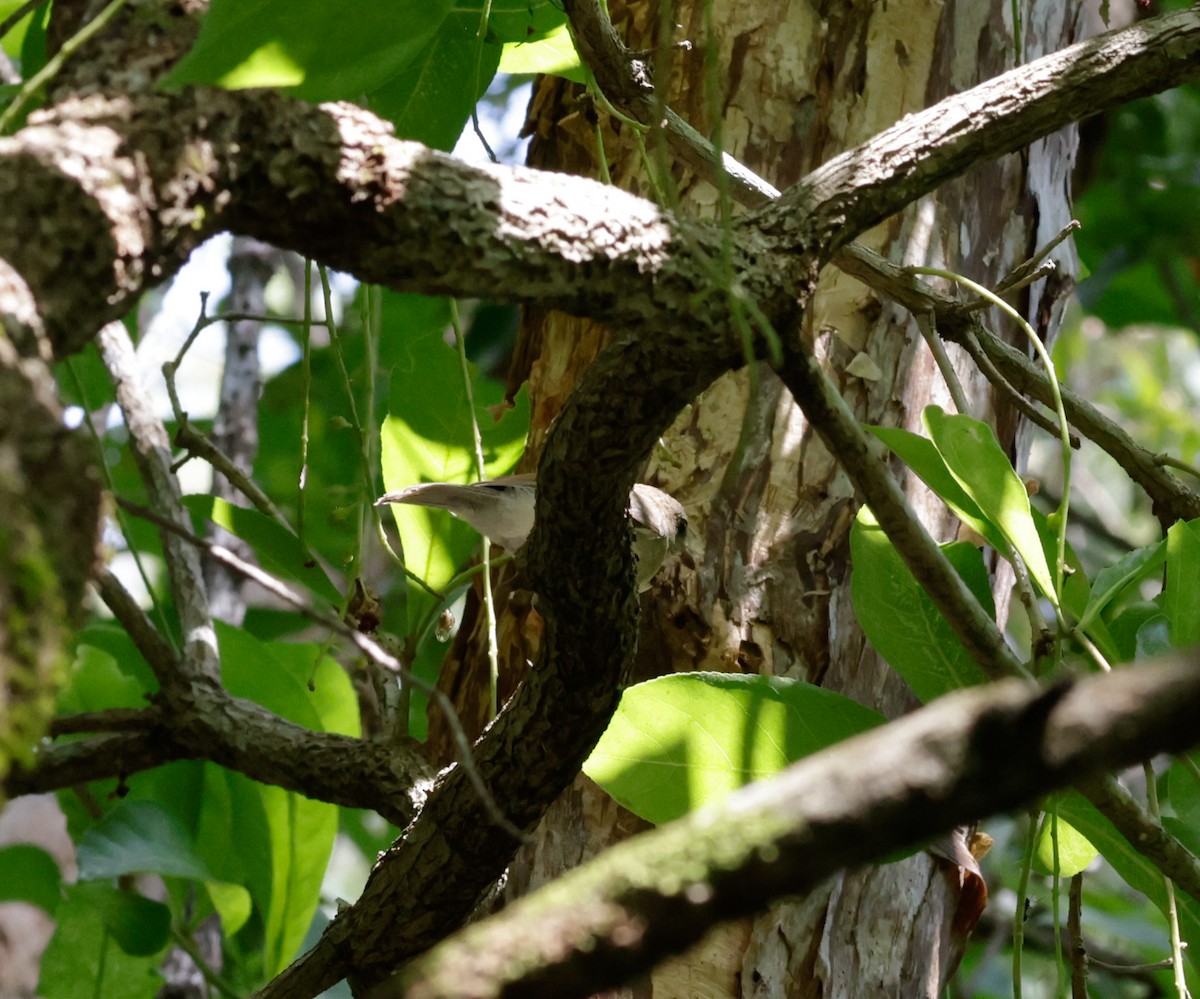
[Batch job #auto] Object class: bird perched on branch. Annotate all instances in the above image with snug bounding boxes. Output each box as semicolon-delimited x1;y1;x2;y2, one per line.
376;473;687;590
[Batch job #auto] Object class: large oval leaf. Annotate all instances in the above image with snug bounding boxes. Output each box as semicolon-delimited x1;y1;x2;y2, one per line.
162;0;455;101
850;506;993;702
584;673;883;825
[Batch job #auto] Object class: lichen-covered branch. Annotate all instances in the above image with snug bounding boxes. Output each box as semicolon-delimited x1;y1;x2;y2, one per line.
377;652;1200;999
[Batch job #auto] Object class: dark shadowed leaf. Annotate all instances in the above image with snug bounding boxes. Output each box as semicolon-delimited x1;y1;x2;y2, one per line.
850;506;993;702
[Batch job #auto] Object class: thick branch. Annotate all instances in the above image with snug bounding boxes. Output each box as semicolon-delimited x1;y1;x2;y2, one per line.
378;652;1200;999
759;7;1200;254
3;681;432;826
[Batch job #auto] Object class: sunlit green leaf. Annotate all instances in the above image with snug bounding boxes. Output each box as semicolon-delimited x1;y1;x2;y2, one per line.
924;407;1057;603
584;673;884;825
380;293;528;628
1033;810;1098;877
499;22;585;81
1165;519;1200;648
162;0;456;102
865;424;1006;551
469;0;567;43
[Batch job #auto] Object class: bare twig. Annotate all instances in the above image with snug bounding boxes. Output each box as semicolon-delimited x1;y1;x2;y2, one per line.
97;321;220;684
1068;873;1088;999
94;568;179;683
116;496;529;846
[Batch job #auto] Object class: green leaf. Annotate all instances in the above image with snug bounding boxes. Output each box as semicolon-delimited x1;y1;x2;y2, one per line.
468;0;567;43
217;621;360;737
1165;519;1200;647
162;0;456;102
584;673;884;825
1058;792;1200;972
77;800;215;882
1078;538;1166;633
60;642;149;714
182;494;342;606
1033;810;1098;877
368;13;502;150
1135;613;1172;658
1167;752;1200;829
194;765;254;937
380;293;528;626
923;407;1057;602
0;0;39;59
499;22;586;81
216;624;351;974
39;883;168;994
1107;600;1164;662
850;506;993;702
0;844;62;914
865;424;1006;551
89;885;172;957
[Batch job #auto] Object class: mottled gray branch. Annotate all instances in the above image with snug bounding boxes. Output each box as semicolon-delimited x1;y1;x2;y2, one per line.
96;320;220;683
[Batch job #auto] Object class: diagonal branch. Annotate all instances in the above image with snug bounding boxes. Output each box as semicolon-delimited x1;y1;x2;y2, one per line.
377;651;1200;999
760;7;1200;255
833;243;1200;524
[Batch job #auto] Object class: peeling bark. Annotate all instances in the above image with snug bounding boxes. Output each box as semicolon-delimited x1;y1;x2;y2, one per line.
484;2;1088;996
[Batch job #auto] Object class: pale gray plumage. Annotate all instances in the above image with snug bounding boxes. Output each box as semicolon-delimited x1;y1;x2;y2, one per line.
376;472;687;589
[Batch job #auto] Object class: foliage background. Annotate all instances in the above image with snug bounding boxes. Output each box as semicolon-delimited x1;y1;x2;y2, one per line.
0;0;1196;996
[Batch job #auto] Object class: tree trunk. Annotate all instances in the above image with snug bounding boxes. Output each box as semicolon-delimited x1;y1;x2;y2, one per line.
436;2;1086;995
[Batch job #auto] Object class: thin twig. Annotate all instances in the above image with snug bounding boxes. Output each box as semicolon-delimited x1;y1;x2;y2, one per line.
94;569;179;682
916;310;972;416
959;327;1080;448
1068;873;1087;999
98;321;220;684
997;221;1081;294
1145;760;1191;997
117;496;530;845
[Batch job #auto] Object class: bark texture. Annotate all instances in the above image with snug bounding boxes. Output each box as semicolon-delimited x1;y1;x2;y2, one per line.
470;2;1087;996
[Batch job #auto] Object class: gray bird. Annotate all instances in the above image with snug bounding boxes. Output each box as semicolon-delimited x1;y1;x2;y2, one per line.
376;473;687;590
